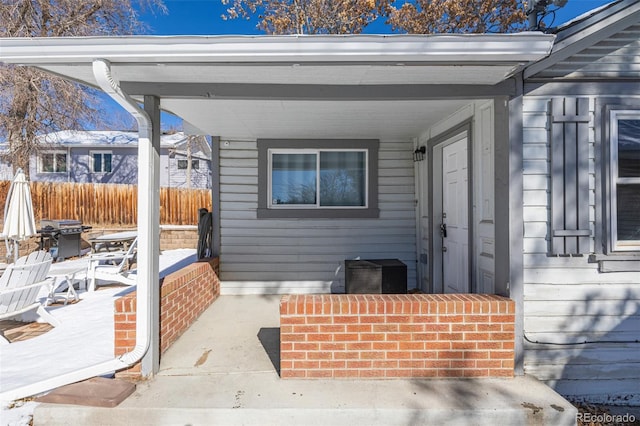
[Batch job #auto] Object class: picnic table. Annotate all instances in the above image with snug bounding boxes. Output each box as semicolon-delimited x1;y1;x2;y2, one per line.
88;231;137;253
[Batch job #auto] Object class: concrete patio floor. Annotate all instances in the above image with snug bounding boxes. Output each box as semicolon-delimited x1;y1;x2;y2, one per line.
34;295;578;425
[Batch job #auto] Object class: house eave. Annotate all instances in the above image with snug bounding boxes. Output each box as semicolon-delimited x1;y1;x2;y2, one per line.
524;0;640;79
0;33;554;141
0;34;554;93
0;33;554;67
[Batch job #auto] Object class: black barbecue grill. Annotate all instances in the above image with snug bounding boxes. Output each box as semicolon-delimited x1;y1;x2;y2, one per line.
38;219;92;261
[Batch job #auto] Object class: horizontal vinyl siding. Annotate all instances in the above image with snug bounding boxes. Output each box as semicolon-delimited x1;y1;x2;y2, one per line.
168;162;211;189
219;140;416;292
521;96;640;404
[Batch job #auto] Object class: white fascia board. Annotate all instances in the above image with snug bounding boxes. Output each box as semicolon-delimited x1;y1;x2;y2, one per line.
0;33;554;65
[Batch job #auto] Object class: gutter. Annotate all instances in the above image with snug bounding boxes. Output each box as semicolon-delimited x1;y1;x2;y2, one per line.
0;33;555;65
0;59;152;403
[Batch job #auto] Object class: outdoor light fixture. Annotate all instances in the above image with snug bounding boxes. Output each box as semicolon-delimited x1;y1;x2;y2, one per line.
413;146;426;162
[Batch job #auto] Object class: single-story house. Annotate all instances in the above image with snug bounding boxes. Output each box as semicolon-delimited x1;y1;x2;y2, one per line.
0;0;637;406
520;1;640;403
0;130;212;189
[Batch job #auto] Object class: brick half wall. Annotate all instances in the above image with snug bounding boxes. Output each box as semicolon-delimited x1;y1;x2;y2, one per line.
114;257;220;379
280;294;515;379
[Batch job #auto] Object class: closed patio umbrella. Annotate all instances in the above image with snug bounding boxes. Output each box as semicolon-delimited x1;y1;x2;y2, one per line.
2;168;37;263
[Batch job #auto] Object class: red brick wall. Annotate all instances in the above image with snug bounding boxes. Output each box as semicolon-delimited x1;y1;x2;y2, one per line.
280;294;515;379
114;257;220;379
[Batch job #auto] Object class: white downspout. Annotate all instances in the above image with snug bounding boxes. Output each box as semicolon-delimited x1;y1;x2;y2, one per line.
92;59;155;367
0;59;154;403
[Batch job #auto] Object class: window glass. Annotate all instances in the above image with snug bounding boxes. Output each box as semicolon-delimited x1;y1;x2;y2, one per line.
618;119;640;178
93;153;103;173
271;153;316;205
270;151;367;208
54;154;67;172
319;151;366;206
104;154;112;173
616;184;640;241
41;152;66;173
42;154;55;173
178;159;200;170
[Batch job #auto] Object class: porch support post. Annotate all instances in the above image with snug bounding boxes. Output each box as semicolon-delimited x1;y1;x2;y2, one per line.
494;87;525;375
509;91;525;376
211;136;221;257
140;95;161;377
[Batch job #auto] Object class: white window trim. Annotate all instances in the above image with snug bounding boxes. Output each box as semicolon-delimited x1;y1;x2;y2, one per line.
609;110;640;251
267;148;369;210
90;150;112;174
38;150;67;173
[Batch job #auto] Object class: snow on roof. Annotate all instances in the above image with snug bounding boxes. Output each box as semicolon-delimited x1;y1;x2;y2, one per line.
551;1;621;34
37;130;190;148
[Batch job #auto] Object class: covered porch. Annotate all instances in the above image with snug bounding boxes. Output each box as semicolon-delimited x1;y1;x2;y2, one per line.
34;295;577;426
0;33;554;395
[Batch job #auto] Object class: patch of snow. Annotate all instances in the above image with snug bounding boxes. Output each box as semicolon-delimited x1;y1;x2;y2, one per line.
553;1;618;32
36;130;189;148
0;400;38;426
0;249;198;424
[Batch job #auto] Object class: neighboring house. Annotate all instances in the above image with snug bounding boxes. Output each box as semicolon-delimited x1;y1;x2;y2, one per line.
1;131;212;189
0;0;637;406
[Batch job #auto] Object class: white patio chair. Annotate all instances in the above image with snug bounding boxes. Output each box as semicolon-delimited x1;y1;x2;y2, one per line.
0;251;59;344
86;238;138;292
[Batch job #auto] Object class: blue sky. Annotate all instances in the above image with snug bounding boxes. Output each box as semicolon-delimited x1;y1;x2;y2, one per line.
119;0;615;130
139;0;615;35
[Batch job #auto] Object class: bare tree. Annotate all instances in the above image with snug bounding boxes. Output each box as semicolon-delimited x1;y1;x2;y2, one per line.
222;0;389;34
388;0;527;34
0;0;166;177
222;0;527;35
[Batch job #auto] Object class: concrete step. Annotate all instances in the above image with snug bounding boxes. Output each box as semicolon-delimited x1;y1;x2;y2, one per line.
34;374;578;426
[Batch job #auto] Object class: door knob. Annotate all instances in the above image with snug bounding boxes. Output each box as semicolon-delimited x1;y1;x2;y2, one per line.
439;223;447;238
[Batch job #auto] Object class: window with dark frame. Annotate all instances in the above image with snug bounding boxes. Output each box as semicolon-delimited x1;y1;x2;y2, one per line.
257;139;379;219
91;151;112;173
177;159;199;170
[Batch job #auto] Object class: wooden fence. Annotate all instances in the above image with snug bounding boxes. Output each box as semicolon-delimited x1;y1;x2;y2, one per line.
0;181;212;226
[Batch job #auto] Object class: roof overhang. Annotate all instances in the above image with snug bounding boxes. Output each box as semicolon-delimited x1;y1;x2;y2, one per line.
524;0;640;79
1;34;554;139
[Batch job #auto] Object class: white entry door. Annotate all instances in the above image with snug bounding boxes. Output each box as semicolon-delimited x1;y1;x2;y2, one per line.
441;137;469;293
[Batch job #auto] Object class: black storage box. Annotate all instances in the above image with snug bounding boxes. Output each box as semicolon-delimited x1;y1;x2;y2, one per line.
345;259;407;294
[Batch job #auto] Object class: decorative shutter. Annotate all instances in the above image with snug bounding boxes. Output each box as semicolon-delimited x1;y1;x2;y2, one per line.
550;97;591;255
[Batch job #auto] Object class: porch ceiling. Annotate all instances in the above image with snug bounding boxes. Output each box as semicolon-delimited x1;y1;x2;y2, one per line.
161;98;470;140
0;34;555;139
